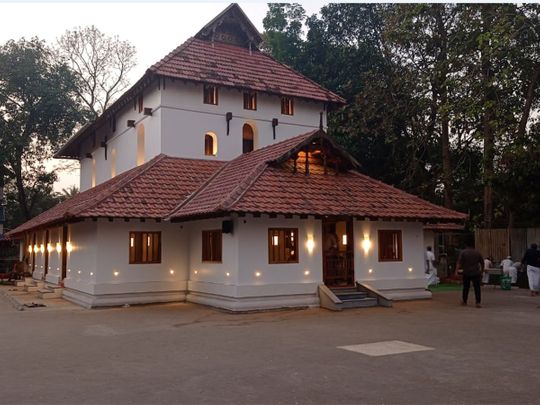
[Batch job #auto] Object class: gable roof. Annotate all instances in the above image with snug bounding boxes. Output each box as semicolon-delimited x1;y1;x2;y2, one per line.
195;3;263;47
149;38;345;104
6;155;224;237
9;131;467;238
54;3;343;160
167;131;467;223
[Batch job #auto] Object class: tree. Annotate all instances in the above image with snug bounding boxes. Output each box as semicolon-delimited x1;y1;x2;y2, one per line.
0;38;83;227
56;25;136;119
60;185;79;200
262;4;306;69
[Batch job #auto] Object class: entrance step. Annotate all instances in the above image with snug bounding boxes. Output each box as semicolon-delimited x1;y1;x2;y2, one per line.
331;288;377;309
319;285;380;311
37;287;62;299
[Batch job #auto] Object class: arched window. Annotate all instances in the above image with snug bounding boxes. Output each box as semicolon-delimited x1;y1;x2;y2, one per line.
242;124;254;154
204;132;217;156
137;124;145;166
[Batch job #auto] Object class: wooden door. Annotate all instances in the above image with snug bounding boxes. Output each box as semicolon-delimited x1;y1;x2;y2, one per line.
322;218;354;287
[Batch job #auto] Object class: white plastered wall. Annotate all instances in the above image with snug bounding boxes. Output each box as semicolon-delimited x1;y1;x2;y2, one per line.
160;81;326;161
45;227;62;284
354;220;430;298
79;84;162;191
187;215;321;310
61;219;188;307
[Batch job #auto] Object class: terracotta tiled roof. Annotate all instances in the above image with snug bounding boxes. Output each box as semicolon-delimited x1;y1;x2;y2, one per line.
6;155;224;237
149;38;345;104
168;131;467;222
9;132;466;238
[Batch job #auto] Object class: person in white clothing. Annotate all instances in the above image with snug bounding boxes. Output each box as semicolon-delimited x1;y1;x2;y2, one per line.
425;246;439;286
482;257;492;284
522;244;540;296
500;256;518;284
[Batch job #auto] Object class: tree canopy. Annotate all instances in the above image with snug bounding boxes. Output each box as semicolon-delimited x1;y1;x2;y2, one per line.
0;38;84;225
264;3;540;228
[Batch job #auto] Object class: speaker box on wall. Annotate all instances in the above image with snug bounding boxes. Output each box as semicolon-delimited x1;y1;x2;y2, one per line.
222;220;234;234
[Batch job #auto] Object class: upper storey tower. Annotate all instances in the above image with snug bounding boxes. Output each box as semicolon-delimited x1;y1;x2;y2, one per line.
55;4;345;191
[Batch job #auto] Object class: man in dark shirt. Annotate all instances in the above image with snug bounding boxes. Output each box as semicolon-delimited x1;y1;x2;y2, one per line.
456;241;484;307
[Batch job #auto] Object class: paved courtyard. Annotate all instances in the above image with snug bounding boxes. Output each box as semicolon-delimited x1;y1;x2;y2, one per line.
0;287;539;404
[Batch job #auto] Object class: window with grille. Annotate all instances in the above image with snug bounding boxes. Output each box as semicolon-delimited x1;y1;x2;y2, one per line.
281;97;294;115
378;230;403;262
203;85;218;105
268;228;298;264
202;230;222;262
129;232;161;264
243;91;257;110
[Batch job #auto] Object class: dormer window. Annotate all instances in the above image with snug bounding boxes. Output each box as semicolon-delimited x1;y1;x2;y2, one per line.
204;85;218;105
281;97;294;115
243;91;257;110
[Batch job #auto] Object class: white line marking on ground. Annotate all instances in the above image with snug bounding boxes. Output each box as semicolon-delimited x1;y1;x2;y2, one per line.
338;340;434;357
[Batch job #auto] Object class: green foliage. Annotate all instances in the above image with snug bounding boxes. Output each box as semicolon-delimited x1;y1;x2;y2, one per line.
263;3;540;228
0;37;84;229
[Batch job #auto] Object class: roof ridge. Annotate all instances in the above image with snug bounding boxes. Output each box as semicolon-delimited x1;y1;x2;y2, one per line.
218;161;269;211
164;156;231;219
149;37;196;73
69;154;168;218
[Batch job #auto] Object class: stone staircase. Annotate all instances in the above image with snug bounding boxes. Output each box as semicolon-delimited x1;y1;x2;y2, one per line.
319;283;393;311
16;277;63;299
330;287;378;309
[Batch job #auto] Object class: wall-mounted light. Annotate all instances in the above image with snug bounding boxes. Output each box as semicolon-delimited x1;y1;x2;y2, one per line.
408;267;413;272
56;242;62;253
226;272;230;277
28;245;32;254
368;268;373;274
34;244;38;253
47;243;54;253
113;271;119;277
362;236;371;255
342;234;347;245
255;271;261;278
304;270;310;276
272;235;279;246
90;272;94;276
39;244;45;254
169;269;175;275
306;236;315;254
77;270;81;274
194;270;198;275
66;242;73;253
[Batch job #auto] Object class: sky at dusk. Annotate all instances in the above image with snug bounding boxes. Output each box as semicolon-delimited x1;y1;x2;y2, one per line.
0;1;326;191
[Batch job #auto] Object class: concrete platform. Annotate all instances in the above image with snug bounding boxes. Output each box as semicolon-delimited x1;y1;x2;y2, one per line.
0;286;539;404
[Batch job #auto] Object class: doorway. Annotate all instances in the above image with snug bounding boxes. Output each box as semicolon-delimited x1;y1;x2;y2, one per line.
322;218;354;287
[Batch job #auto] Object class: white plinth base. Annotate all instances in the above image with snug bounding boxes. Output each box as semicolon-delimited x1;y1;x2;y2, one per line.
62;288;187;309
381;288;432;301
187;291;320;312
